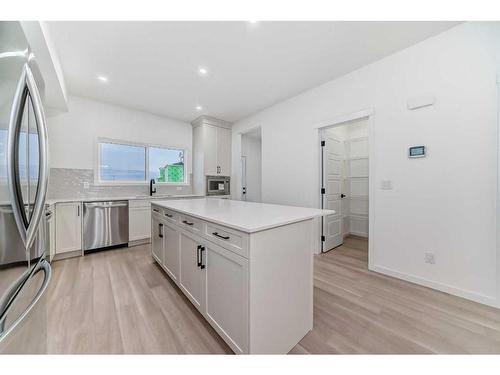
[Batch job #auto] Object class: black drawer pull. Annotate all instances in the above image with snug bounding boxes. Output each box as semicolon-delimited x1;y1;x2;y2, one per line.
153;209;160;213
158;223;163;238
165;213;173;218
182;220;194;226
212;232;230;240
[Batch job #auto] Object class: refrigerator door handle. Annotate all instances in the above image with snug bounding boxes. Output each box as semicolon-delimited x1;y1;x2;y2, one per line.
7;63;50;250
0;259;51;339
0;270;31;325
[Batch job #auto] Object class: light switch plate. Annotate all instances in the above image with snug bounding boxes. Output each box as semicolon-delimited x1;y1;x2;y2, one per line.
176;186;182;191
380;180;393;190
83;181;90;189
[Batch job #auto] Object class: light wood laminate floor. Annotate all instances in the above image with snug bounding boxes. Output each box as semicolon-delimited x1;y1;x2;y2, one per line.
47;236;500;354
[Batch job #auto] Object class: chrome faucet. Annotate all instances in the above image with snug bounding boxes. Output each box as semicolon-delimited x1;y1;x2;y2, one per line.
149;178;156;196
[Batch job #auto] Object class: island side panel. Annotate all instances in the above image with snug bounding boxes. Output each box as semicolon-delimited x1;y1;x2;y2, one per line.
248;219;314;354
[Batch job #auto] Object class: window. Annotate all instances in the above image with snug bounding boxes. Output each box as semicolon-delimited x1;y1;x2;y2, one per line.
97;139;186;184
99;142;146;182
149;147;184;183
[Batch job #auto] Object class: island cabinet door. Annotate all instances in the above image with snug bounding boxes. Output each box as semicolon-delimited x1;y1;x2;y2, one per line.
179;231;205;312
204;242;249;354
151;216;164;264
163;222;180;282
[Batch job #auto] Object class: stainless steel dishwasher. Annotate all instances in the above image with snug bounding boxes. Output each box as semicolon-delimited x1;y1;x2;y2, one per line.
83;201;129;251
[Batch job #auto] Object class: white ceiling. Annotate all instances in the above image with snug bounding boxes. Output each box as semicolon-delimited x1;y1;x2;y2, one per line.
46;21;459;123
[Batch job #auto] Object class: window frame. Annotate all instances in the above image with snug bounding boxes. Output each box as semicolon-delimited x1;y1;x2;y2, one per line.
94;137;188;186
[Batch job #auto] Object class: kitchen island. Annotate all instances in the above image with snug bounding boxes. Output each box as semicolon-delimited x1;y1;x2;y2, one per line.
151;198;334;354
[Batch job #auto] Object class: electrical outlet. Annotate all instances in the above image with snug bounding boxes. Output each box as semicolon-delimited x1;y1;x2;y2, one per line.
424;252;435;264
176;186;182;191
83;181;90;189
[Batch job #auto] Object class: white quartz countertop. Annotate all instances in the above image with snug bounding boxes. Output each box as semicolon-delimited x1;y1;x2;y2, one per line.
0;194;205;206
152;198;335;233
45;194;205;205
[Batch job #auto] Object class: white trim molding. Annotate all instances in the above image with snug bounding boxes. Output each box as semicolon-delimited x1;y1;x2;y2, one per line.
316;109;375;259
314;108;375;129
93;137;189;186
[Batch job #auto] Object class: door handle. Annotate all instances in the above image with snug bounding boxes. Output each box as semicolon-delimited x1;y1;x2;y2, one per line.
197;245;202;267
158;223;163;238
7;64;50;250
200;246;205;270
341;194;346;198
0;259;51;338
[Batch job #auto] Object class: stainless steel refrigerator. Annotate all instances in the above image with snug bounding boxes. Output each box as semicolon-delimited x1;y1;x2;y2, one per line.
0;21;52;354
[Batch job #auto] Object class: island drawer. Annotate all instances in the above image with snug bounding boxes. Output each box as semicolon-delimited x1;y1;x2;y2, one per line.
151;205;163;218
205;222;248;258
178;213;203;234
162;208;179;224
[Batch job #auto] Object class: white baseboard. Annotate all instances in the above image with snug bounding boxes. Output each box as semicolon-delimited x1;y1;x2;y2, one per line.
370;264;499;309
349;230;368;238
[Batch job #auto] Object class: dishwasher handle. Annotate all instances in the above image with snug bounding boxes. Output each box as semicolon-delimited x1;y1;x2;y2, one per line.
84;201;128;208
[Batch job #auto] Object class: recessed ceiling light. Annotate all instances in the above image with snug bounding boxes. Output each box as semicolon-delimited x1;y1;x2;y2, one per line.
97;75;109;83
196;105;203;111
198;67;208;76
248;20;259;25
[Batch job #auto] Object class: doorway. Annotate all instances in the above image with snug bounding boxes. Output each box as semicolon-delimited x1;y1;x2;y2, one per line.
240;128;262;202
320;117;370;253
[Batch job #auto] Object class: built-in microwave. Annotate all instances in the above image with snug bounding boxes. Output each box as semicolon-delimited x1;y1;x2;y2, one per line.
206;176;230;196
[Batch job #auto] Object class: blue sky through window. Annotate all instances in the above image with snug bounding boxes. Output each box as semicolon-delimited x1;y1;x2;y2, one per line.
100;142;146;181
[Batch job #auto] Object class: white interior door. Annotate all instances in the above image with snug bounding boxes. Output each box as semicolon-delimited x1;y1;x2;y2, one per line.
322;131;344;252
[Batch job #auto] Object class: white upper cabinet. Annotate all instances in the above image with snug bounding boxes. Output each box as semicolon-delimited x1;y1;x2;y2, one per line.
200;124;218;176
192;116;232;181
216;127;231;176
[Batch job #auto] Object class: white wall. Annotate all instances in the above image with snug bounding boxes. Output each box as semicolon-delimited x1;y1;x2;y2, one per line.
48;95;192;176
231;22;500;307
241;130;262;202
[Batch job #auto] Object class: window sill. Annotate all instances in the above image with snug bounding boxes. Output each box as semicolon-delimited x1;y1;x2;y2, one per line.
93;181;190;187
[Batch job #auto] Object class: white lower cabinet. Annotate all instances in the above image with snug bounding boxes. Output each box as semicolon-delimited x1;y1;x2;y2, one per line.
151;215;164;264
179;231;205;311
55;202;82;254
151;206;248;353
204;241;248;353
163;222;180;282
129;200;152;242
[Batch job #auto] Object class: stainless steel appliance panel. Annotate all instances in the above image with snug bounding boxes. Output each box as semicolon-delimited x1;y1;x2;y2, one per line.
0;258;50;354
0;21;51;353
206;175;230;196
83;201;129;251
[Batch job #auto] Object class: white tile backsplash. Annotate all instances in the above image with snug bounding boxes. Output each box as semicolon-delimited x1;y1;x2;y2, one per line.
47;168;193;199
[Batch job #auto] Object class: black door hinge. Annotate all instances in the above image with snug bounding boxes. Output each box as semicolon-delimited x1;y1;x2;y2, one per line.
321;188;325;194
321;235;325;242
321;140;325;147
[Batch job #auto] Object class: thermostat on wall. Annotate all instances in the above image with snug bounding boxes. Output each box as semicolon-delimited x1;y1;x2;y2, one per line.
409;145;426;158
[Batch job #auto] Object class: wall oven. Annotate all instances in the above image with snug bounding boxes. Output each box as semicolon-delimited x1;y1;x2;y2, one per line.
206;176;230;196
